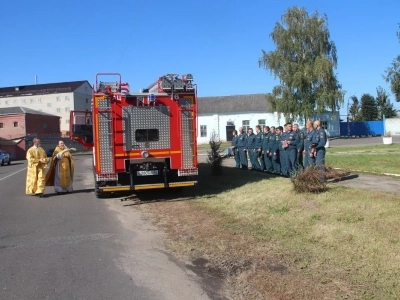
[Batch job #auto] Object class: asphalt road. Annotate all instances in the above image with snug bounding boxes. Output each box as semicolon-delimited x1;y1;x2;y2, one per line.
0;156;214;300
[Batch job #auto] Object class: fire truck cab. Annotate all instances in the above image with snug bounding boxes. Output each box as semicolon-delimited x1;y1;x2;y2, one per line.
69;73;198;198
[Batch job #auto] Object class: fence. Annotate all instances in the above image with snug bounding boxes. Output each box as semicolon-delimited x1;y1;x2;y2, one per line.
340;121;384;137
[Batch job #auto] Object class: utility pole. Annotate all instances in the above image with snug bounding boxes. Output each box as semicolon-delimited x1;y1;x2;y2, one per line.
347;97;351;137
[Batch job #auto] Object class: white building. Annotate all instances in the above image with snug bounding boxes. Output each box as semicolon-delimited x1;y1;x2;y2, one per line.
197;94;340;144
0;81;92;135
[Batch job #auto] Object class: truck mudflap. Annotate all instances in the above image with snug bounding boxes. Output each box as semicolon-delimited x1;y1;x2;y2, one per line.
99;181;197;192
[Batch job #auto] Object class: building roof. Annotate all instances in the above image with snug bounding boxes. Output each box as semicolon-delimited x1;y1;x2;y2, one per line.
0;106;59;117
198;94;270;114
0;80;90;98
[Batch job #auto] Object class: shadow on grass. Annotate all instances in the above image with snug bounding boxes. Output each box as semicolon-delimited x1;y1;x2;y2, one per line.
113;162;271;204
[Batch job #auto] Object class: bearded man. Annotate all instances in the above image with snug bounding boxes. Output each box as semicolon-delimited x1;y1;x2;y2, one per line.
45;140;75;194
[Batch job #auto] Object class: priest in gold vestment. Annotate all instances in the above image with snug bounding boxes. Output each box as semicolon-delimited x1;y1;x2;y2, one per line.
45;141;75;194
26;138;50;197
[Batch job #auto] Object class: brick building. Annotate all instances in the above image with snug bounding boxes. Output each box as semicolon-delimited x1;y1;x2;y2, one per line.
0;80;92;135
0;107;60;159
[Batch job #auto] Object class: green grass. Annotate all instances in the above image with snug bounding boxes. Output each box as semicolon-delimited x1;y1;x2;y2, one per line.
327;143;400;153
325;143;400;174
326;153;400;174
197;142;231;150
151;164;400;299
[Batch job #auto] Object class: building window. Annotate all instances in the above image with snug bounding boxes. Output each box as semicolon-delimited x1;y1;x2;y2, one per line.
43;124;47;129
135;129;159;142
321;121;328;130
200;125;207;137
56;108;61;113
13;99;17;104
65;96;69;101
21;98;26;104
56;96;60;101
65;107;70;112
242;120;250;133
47;103;52;108
227;121;234;126
13;122;18;127
5;100;9;105
66;119;69;124
38;98;42;103
86;98;88;103
258;119;266;129
0;123;3;128
30;98;34;103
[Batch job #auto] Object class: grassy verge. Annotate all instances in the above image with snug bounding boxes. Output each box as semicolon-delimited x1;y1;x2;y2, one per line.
327;143;400;153
325;144;400;174
326;153;400;174
141;163;400;300
198;142;231;150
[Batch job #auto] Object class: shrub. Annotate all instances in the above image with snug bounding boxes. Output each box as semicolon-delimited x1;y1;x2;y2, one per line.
291;165;351;193
207;131;224;176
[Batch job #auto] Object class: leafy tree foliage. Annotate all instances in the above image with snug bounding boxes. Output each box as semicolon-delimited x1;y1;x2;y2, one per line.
349;95;362;121
259;6;344;120
384;24;400;102
360;94;379;121
375;86;397;119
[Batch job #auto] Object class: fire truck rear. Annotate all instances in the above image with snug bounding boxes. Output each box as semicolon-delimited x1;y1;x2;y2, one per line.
69;73;198;198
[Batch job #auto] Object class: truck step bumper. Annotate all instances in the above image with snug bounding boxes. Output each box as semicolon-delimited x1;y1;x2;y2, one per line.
99;181;197;192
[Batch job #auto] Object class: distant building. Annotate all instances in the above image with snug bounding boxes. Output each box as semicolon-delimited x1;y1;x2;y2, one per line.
197;94;340;144
0;80;92;135
0;107;60;159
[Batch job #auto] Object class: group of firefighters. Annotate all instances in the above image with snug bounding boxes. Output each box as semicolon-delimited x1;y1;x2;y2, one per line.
230;120;327;177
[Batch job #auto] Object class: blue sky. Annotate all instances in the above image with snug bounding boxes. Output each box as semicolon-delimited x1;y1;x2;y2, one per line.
1;0;399;115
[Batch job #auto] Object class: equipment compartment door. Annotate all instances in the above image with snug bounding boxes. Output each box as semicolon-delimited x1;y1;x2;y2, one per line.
69;111;94;149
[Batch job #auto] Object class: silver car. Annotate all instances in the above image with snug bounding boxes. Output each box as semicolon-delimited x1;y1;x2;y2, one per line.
0;150;11;166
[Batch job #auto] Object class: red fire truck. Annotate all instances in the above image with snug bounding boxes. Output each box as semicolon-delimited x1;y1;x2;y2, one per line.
69;73;198;198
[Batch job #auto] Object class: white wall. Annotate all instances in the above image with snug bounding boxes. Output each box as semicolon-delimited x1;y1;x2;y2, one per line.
197;112;285;144
385;118;400;135
197;111;340;144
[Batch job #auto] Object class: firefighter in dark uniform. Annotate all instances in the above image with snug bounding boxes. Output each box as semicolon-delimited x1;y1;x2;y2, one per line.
293;123;305;169
280;123;299;177
253;125;263;171
303;120;316;168
313;120;327;165
262;126;273;173
236;127;248;169
274;126;283;175
230;129;240;168
246;128;257;171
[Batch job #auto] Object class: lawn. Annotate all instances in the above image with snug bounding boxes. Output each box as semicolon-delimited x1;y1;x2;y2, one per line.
326;143;400;174
142;163;400;300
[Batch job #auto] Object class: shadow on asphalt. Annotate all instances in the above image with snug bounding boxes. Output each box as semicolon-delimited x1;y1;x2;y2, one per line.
44;188;95;197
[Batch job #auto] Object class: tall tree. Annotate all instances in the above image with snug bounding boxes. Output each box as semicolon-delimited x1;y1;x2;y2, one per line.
360;93;379;121
384;24;400;102
349;95;362;121
376;86;397;119
258;6;344;121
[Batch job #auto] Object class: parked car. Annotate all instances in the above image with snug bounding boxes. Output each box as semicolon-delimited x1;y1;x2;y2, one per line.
0;150;11;166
